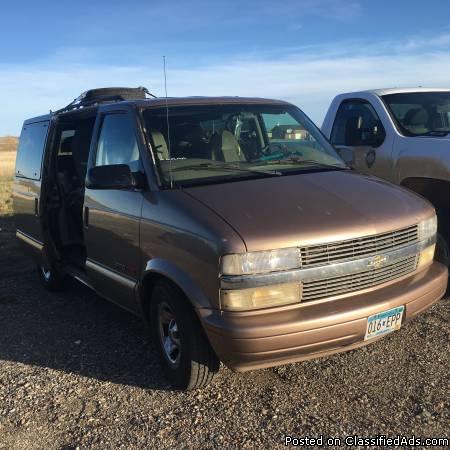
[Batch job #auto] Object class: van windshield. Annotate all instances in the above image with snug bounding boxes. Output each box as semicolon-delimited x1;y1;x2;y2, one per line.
143;104;346;187
382;92;450;137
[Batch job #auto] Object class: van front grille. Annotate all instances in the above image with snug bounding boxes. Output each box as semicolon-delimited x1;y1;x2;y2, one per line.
302;254;418;301
300;225;418;267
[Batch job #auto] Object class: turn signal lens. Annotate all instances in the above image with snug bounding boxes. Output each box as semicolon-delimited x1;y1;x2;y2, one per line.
418;244;435;269
221;283;302;311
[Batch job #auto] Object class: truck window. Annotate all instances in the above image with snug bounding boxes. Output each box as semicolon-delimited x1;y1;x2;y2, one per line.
382;92;450;136
95;113;141;172
331;100;385;147
15;121;49;180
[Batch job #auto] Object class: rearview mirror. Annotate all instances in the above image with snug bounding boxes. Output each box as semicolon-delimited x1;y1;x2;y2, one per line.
86;164;144;190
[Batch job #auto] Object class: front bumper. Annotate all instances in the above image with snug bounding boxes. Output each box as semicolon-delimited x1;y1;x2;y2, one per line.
201;262;447;371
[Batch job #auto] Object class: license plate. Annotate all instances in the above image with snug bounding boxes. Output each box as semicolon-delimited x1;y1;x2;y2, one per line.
364;306;404;340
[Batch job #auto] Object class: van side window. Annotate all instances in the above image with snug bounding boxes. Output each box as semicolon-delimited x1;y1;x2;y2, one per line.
58;130;75;155
15;121;49;180
95;114;141;171
331;100;385;147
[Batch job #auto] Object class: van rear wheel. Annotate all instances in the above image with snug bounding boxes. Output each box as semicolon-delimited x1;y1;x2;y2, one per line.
37;259;66;292
150;280;220;390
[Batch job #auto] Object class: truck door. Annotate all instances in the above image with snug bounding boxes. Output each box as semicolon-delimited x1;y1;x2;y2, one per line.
83;108;144;313
329;99;394;181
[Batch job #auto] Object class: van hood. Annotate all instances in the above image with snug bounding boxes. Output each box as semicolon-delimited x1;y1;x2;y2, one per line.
183;171;434;252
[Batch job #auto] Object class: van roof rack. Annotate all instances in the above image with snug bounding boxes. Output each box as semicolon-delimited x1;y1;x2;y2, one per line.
53;86;157;115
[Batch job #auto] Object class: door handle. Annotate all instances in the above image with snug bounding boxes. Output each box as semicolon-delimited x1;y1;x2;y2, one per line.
34;198;39;216
84;206;89;228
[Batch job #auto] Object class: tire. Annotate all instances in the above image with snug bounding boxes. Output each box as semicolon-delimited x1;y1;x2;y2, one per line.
37;258;66;292
435;232;450;268
150;280;220;390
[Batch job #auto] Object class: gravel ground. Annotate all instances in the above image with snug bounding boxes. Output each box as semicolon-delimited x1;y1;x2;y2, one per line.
0;216;449;449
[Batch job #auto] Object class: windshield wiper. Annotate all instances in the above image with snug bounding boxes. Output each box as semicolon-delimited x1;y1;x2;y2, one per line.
259;157;348;170
170;162;283;177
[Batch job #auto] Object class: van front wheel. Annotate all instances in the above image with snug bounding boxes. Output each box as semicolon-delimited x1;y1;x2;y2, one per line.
150;280;220;390
435;232;450;268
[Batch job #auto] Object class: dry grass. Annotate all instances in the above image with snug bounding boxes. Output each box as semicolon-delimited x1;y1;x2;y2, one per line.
0;136;18;153
0;175;14;216
0;151;16;177
0;154;16;215
0;137;18;216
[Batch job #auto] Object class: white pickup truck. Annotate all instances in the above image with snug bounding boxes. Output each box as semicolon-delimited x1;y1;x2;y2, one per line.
322;88;450;267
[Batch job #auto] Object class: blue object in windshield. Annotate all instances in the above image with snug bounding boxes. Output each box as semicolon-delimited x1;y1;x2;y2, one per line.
257;151;303;162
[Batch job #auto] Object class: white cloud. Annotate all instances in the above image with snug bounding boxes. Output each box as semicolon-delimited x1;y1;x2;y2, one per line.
2;33;450;134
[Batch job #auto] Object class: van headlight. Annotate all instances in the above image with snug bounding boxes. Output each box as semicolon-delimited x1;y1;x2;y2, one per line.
221;283;302;311
418;215;437;241
220;248;301;275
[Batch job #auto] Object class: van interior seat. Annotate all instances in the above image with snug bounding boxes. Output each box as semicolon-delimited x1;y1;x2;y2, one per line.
151;130;169;160
56;126;92;249
175;124;209;159
58;137;77;182
60;135;74;154
210;130;246;162
71;122;94;182
57;136;78;195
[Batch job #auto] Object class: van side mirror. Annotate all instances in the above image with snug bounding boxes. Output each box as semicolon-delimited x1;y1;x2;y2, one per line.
86;164;145;190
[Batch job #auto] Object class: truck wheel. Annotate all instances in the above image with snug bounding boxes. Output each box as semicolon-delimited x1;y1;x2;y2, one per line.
37;259;66;292
435;233;450;268
150;280;220;390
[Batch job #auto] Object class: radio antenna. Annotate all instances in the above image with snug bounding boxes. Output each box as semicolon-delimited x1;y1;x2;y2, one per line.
163;56;173;189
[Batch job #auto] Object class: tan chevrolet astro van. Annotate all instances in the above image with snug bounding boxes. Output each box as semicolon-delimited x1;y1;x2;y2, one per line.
13;87;447;390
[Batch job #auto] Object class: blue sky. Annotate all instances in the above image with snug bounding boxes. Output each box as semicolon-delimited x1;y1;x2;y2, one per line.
2;0;450;135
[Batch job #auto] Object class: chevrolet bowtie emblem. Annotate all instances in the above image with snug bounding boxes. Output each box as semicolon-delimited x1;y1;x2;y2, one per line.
368;255;388;269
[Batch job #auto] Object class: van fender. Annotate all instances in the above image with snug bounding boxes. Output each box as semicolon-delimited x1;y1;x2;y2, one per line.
139;258;212;314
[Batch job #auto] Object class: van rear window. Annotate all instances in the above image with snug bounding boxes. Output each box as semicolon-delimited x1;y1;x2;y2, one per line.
15;121;49;180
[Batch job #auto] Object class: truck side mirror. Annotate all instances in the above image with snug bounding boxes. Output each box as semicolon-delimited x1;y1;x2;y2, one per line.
363;123;385;147
86;164;145;190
